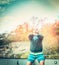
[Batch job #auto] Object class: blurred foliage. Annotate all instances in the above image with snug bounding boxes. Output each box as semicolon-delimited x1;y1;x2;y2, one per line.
45;54;59;59
0;33;11;45
14;52;29;59
20;52;29;58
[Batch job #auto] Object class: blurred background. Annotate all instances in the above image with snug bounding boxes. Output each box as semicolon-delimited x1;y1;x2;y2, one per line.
0;0;59;59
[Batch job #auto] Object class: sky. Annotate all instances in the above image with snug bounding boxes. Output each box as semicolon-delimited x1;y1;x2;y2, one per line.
0;0;59;33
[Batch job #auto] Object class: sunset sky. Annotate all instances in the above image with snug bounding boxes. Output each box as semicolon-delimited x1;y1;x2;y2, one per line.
0;0;59;33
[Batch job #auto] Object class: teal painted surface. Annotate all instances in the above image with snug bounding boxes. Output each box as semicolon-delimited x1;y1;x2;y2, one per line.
0;59;59;65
